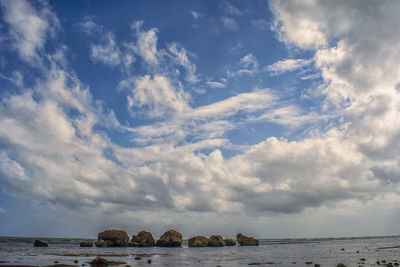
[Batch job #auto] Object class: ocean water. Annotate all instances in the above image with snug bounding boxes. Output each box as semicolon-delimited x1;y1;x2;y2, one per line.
0;236;400;266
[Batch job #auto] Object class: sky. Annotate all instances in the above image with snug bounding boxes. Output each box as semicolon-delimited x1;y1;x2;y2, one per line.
1;0;400;239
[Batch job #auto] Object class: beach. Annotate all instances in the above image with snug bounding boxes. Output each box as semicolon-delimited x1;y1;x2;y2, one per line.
1;236;400;266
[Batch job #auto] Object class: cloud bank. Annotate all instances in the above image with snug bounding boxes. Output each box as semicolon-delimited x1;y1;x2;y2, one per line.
1;0;400;237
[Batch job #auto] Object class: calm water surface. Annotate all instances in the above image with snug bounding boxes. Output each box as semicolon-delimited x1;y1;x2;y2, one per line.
1;236;400;266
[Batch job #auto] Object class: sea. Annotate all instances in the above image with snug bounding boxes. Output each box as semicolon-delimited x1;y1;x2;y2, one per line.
0;236;399;266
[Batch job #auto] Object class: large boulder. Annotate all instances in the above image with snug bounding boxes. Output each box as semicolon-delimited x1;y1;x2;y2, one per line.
34;239;48;247
236;233;259;246
155;229;183;247
208;235;225;247
131;230;155;247
188;236;208;247
97;229;130;247
224;238;236;246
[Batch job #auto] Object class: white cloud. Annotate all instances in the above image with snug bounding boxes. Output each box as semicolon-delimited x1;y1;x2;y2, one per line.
127;75;191;118
191;11;203;20
0;71;23;86
0;0;59;64
129;22;160;65
267;58;313;75
167;43;198;83
78;16;97;35
90;32;121;67
221;17;238;30
237;53;258;75
221;1;242;16
206;81;225;88
0;207;6;214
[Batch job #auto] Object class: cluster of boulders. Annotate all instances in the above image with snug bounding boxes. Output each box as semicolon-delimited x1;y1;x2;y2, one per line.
90;229;258;248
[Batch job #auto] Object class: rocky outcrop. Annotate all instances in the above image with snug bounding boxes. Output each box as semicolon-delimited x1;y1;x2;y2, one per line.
236;233;259;246
131;230;155;247
80;241;93;247
34;239;48;247
208;235;225;247
155;229;183;247
224;238;236;246
188;236;208;247
97;229;130;247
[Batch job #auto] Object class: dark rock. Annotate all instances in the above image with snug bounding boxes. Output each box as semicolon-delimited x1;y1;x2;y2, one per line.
188;235;208;247
73;260;79;263
34;239;48;247
97;229;130;247
131;231;155;247
360;258;366;261
315;264;320;267
248;263;261;265
54;261;59;263
208;235;225;247
126;265;131;267
147;259;152;264
224;238;235;246
134;256;142;260
336;263;346;267
80;241;93;247
90;257;125;266
236;233;259;246
95;240;106;247
155;229;183;247
388;263;394;267
305;262;313;265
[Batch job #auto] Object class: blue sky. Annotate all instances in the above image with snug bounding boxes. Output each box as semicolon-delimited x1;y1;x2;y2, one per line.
1;0;400;239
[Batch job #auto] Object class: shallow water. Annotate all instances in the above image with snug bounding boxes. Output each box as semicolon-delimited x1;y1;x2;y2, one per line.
0;236;400;266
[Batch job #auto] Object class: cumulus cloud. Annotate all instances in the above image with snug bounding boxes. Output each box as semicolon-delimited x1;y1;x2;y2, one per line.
0;71;23;86
2;0;400;237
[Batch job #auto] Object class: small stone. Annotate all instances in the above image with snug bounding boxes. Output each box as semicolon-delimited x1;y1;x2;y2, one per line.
134;256;142;260
74;260;79;263
126;265;131;267
305;262;313;265
147;259;152;264
315;264;320;267
336;263;346;267
248;263;261;265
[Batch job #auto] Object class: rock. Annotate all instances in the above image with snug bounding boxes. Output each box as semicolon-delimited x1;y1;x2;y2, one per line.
80;241;93;247
336;263;346;267
126;265;131;267
73;260;79;263
134;256;142;260
155;229;183;247
95;240;106;247
315;264;320;267
248;263;261;265
131;231;155;247
224;238;235;246
97;229;130;247
208;235;225;247
188;235;208;247
236;233;259;246
147;259;152;264
34;239;48;247
90;257;125;266
305;262;313;265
